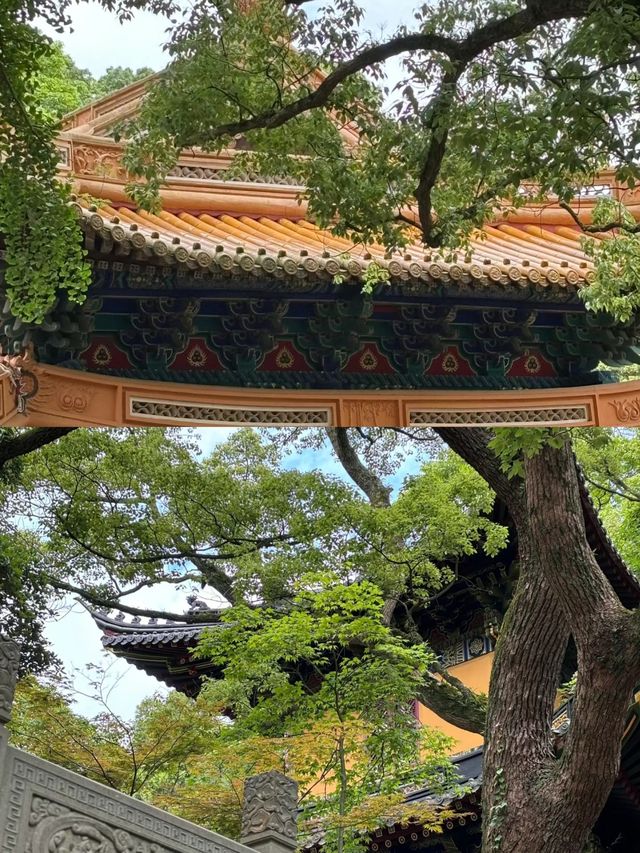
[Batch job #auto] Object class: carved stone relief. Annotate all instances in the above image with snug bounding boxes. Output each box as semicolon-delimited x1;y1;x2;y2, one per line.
0;638;20;723
72;146;127;181
30;374;96;417
130;399;330;425
30;810;173;853
5;758;236;853
608;397;640;423
241;771;298;842
409;406;589;426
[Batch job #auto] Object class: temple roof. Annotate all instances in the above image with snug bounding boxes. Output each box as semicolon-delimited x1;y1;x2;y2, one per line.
5;77;640;426
76;200;597;292
57;74;639;295
91;605;225;694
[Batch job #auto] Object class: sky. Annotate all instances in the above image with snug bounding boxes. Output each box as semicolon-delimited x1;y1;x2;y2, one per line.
43;427;423;720
36;0;425;720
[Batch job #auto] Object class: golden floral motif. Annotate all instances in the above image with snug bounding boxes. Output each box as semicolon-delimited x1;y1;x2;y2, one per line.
186;345;207;368
524;355;541;374
442;353;459;373
92;344;112;367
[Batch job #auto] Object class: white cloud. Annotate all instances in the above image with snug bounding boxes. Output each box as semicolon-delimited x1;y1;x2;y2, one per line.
45;1;421;82
39;4;170;75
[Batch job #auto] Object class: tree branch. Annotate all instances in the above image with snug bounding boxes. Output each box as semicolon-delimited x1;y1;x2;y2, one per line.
416;660;487;734
50;579;220;624
559;200;640;233
435;427;527;527
0;428;74;471
199;1;592;144
325;428;391;507
326;428;400;625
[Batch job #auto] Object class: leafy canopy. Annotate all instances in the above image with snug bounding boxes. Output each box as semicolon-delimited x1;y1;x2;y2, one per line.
197;574;459;852
0;0;169;324
3;427;507;656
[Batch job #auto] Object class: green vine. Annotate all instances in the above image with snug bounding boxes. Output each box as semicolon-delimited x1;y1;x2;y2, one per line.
0;5;92;325
487;765;508;852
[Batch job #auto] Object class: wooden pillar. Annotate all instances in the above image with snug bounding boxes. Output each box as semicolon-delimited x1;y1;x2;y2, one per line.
241;770;298;853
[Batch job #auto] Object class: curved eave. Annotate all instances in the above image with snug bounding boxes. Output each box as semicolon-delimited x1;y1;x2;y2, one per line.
77;202;593;293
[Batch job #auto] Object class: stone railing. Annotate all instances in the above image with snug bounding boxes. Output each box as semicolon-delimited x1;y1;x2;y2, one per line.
0;638;298;853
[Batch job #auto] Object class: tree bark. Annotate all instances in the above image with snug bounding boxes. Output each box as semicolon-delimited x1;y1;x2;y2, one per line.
441;432;640;853
325;428;640;850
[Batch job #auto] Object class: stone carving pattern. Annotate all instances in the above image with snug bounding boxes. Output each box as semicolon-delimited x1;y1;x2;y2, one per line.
409;406;589;426
241;772;298;841
168;165;299;187
130;400;330;425
72;146;127;181
30;795;69;827
57;384;96;414
29;809;174;853
30;377;96;417
0;638;20;723
2;758;230;853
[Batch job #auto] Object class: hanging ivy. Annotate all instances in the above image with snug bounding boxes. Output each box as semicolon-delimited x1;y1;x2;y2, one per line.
0;2;91;323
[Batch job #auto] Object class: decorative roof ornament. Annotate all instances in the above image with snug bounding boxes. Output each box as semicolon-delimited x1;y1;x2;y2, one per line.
186;593;212;613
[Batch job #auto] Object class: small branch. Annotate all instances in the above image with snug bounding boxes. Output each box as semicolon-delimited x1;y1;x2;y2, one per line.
559;201;640;234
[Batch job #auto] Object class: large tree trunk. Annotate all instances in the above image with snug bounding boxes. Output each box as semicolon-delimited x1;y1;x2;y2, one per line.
481;526;570;852
438;429;640;853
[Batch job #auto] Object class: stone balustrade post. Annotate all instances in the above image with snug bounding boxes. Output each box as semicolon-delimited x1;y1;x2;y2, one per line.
241;771;299;853
0;637;20;776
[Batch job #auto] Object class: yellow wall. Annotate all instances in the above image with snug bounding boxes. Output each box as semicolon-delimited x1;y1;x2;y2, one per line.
416;652;494;754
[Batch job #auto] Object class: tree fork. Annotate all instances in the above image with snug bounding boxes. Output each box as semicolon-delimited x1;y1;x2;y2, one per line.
436;429;640;851
503;439;640;853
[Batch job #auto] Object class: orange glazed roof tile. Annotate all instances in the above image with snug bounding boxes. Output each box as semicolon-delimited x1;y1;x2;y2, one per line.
77;200;598;290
